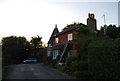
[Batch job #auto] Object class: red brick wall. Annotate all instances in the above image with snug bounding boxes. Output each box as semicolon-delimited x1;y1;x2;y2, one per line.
53;30;76;47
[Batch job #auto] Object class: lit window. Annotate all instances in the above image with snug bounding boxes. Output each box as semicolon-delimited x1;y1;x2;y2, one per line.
55;37;59;43
68;33;73;41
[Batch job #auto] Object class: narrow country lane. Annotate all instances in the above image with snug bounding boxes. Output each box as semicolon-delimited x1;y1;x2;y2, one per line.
7;63;73;79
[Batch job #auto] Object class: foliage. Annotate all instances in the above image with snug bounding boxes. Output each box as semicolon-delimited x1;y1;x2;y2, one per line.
2;67;11;79
2;36;28;65
2;35;46;66
62;22;79;31
76;26;91;35
73;71;93;80
88;39;120;80
75;26;95;61
106;25;120;38
61;56;91;79
73;61;92;80
100;24;120;39
45;54;53;64
65;56;77;64
30;35;42;48
62;56;77;73
30;35;46;61
56;54;60;62
25;41;33;58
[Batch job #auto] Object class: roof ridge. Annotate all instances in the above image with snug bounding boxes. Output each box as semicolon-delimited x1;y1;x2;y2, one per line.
54;23;87;37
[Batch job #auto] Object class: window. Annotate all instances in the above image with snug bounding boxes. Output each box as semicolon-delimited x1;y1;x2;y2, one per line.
55;37;59;44
68;33;73;41
48;44;52;47
68;50;72;57
53;50;59;60
47;51;51;56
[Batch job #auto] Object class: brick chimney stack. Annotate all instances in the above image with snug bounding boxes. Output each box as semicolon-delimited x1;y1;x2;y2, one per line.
88;13;95;19
87;13;97;32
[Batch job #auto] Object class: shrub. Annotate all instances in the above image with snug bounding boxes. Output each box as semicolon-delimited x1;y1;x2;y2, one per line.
74;71;93;80
2;67;12;79
45;56;53;64
88;39;120;80
62;56;77;73
63;56;89;79
66;56;77;64
78;61;88;71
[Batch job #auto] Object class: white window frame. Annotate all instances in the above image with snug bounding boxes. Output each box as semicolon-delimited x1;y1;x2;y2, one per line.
48;44;52;47
68;33;73;41
47;51;51;56
55;37;59;44
53;50;59;60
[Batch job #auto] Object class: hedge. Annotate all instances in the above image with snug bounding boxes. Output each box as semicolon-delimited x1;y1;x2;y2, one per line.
62;56;90;79
88;39;120;80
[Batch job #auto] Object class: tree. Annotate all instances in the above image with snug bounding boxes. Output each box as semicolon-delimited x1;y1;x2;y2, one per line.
62;22;79;31
25;41;33;58
75;26;95;61
30;35;42;49
106;25;118;38
2;35;47;65
30;35;46;62
100;24;120;39
2;36;28;65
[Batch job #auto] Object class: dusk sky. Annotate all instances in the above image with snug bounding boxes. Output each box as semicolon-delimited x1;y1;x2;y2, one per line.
0;0;119;43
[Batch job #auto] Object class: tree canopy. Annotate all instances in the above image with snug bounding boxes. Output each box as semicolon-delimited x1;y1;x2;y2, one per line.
100;24;120;39
2;36;28;65
62;22;79;31
2;35;46;66
30;35;42;48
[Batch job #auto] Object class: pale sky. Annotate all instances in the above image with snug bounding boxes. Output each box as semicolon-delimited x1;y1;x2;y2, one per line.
0;0;119;43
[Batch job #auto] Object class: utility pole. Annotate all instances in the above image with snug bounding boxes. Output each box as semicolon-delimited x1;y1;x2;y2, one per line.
102;14;106;35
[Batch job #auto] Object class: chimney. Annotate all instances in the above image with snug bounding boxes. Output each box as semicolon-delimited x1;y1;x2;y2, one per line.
91;14;95;19
88;13;95;19
88;13;91;18
87;13;97;31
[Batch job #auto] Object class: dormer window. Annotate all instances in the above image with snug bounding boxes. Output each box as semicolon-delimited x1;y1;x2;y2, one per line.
68;33;73;41
55;37;59;44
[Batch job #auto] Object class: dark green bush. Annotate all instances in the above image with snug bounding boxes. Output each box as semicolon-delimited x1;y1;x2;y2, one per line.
63;56;77;73
74;71;93;80
45;56;53;64
63;56;89;79
2;67;12;79
65;56;77;64
88;39;120;80
78;61;88;71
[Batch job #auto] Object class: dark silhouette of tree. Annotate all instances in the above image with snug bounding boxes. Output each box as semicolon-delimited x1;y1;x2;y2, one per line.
100;24;120;39
2;35;47;65
62;22;78;31
25;41;33;58
106;25;118;38
75;25;95;61
30;35;46;62
30;35;42;49
2;36;29;65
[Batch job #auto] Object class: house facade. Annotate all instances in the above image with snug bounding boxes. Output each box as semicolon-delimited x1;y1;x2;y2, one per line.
47;13;97;63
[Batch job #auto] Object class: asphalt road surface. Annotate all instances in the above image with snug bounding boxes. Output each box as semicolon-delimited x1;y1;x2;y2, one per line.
7;63;73;79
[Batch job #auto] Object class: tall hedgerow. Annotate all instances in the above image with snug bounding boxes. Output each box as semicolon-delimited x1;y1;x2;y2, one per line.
88;39;120;80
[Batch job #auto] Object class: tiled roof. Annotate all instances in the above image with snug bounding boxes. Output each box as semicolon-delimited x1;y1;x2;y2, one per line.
48;27;59;44
55;23;87;37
